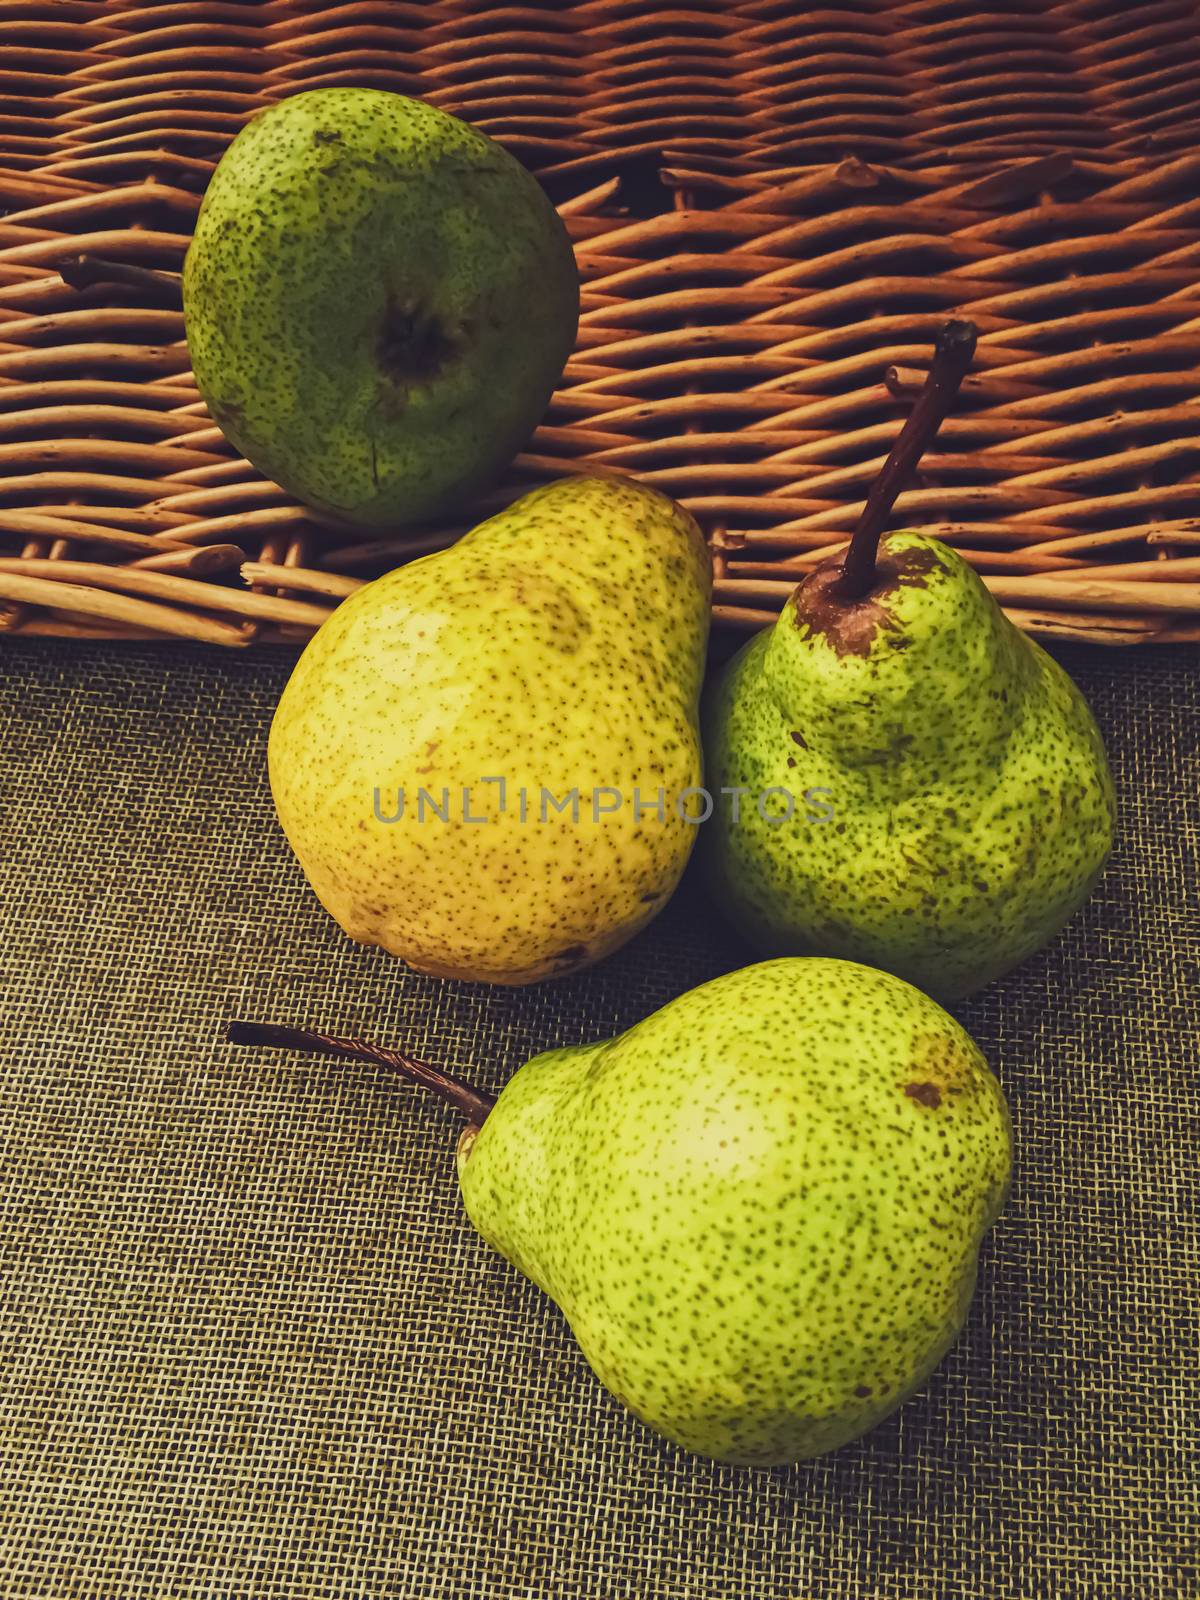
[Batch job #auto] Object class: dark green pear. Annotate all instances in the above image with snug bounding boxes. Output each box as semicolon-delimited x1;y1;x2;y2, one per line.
183;88;578;527
232;957;1011;1466
703;323;1114;1001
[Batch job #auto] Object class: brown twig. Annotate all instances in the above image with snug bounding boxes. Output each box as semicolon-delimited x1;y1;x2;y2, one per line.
837;319;978;599
227;1021;496;1128
240;561;364;599
59;254;184;309
0;571;251;644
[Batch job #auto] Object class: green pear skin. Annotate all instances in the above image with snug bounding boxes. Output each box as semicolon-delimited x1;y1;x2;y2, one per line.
702;533;1115;1001
457;957;1011;1466
269;475;711;984
183;89;579;527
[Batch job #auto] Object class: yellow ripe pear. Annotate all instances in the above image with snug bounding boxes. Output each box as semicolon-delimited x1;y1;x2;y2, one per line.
268;476;712;984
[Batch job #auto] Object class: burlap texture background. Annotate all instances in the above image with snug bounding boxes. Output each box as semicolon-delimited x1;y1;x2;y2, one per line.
0;639;1196;1600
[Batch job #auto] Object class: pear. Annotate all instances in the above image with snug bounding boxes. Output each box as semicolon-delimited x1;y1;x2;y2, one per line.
231;957;1011;1465
269;475;711;984
703;323;1114;1001
183;88;578;527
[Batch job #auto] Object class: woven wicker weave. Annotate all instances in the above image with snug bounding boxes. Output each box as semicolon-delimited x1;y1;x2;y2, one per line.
2;1;1200;647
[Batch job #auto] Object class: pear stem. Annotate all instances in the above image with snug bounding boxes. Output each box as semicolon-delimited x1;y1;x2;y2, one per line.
836;318;978;601
227;1020;496;1127
59;254;184;309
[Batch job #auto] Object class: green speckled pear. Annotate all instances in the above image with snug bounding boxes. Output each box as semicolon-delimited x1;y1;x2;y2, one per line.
231;957;1010;1466
455;958;1011;1464
703;324;1114;1001
183;88;578;526
268;475;711;984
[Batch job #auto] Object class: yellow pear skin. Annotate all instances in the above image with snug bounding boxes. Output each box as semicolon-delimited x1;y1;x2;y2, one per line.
268;476;711;983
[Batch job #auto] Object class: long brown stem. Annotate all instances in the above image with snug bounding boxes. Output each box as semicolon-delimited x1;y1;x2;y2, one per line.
836;318;978;600
227;1020;496;1127
59;254;184;309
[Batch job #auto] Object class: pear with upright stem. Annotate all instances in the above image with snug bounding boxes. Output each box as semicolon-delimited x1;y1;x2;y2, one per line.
701;320;1115;1002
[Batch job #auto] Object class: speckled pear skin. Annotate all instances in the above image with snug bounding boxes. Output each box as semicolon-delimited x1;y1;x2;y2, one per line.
702;532;1115;1002
457;957;1011;1465
183;88;578;527
268;475;711;984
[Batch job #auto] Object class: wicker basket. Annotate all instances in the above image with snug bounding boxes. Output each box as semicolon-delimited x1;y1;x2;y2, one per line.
2;0;1200;648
